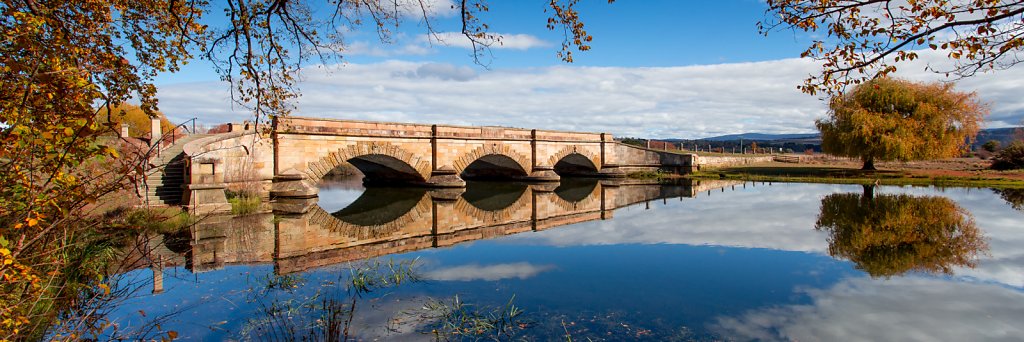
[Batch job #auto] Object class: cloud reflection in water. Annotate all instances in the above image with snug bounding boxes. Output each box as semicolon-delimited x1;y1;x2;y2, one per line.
424;262;556;281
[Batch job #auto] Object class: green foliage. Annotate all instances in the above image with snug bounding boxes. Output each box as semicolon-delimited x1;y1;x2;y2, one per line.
226;190;260;216
817;78;986;170
627;170;666;179
991;141;1024;170
227;196;260;216
815;186;988;278
619;138;647;147
982;140;1001;153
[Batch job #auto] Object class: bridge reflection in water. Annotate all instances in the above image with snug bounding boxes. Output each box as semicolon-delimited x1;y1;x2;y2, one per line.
160;179;741;277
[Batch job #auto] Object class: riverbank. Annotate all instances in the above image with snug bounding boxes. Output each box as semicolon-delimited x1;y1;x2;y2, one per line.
685;158;1024;189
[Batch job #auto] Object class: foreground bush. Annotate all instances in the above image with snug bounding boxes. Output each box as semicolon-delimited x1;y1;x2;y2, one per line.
991;142;1024;170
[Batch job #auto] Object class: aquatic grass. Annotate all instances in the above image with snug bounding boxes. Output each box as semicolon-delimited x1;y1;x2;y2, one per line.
264;273;304;292
347;258;420;295
238;257;422;341
420;294;528;341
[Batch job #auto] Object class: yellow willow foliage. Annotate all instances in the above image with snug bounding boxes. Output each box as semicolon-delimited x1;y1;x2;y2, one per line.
816;186;989;278
816;78;987;169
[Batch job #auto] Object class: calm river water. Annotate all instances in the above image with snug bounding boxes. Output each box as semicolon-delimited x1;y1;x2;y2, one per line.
107;179;1024;341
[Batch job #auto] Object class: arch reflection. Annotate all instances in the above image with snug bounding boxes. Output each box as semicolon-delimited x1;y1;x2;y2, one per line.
460;181;530;212
553;178;599;203
158;179;742;275
332;187;428;226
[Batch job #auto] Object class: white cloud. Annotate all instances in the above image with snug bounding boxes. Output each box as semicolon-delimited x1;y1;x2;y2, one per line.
384;0;457;18
342;40;432;57
157;53;1024;138
423;262;555;281
392;62;478;81
423;32;550;50
710;276;1024;342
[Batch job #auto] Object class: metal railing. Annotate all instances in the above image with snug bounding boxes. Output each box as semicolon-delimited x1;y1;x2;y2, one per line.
151;117;198;158
142;117;198;207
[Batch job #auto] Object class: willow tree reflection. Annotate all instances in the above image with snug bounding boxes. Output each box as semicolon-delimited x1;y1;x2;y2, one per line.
815;185;988;278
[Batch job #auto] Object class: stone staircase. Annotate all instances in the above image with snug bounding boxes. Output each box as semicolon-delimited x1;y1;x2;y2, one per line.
145;134;210;206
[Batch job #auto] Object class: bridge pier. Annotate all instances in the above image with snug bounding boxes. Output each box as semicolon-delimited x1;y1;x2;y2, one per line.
269;173;319;198
597;166;627;178
425;166;466;188
525;167;561;182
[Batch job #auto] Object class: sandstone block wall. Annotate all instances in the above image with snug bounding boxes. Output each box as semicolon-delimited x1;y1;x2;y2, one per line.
695;155;774;169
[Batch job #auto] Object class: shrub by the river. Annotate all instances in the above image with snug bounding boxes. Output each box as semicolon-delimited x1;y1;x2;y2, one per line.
991;142;1024;170
227;191;261;215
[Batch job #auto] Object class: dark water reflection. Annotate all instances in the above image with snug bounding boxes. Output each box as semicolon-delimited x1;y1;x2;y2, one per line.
107;180;1024;341
332;187;428;226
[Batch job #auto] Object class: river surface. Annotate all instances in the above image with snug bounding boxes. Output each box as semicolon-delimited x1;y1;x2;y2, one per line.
107;179;1024;341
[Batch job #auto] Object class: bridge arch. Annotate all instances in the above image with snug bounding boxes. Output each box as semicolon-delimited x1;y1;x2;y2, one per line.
454;144;531;180
306;141;432;185
549;146;601;177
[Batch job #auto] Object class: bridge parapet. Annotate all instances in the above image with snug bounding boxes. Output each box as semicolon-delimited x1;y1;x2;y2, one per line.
278;117;605;143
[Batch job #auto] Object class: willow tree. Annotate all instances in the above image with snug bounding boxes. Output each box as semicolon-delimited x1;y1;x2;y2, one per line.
816;78;985;170
816;186;988;278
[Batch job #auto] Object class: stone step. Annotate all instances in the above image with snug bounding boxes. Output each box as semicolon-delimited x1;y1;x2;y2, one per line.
142;133;213;207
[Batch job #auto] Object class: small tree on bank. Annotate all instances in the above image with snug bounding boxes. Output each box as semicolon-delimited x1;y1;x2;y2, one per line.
816;78;986;170
991;141;1024;170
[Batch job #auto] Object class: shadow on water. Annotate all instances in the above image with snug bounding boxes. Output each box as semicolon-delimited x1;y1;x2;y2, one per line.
460;181;529;211
331;187;428;226
815;185;989;278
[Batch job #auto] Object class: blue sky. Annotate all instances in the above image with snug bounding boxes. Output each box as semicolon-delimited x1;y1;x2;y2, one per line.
155;0;1024;138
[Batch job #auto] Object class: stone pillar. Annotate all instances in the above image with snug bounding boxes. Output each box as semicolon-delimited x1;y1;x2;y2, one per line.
526;130;559;182
121;123;130;137
151;266;164;294
425;125;466;187
150;118;162;146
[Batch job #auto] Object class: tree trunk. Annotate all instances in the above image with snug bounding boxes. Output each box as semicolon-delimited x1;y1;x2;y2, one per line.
861;157;876;171
861;184;875;202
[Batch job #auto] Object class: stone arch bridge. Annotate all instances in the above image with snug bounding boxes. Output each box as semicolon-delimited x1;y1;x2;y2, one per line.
181;117;695;213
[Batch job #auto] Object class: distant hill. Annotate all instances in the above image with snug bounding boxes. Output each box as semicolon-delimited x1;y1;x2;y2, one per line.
657;127;1021;154
694;133;820;142
974;127;1022;148
680;127;1021;144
